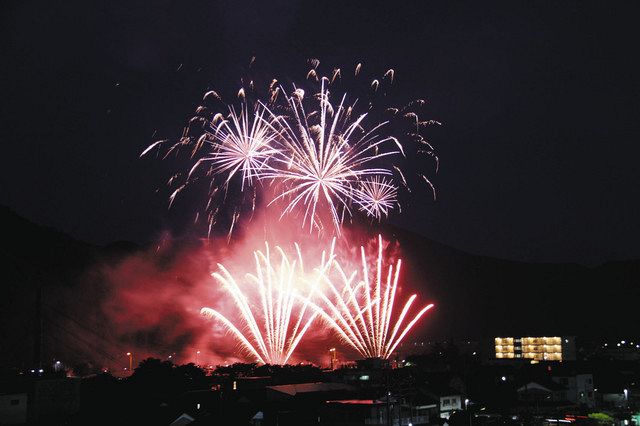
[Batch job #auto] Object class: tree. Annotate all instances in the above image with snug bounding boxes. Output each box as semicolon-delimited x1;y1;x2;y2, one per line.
588;412;615;425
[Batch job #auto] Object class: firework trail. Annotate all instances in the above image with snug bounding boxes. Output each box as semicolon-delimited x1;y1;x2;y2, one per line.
310;234;433;359
200;242;331;365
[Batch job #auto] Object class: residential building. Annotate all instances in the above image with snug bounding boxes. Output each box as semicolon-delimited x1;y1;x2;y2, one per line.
0;392;28;425
494;336;576;362
322;397;437;426
551;373;595;407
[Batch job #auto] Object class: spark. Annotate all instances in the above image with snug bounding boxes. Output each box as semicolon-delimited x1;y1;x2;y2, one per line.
307;69;319;81
384;69;395;83
310;235;433;359
139;139;169;157
203;90;222;101
421;175;437;201
331;68;341;83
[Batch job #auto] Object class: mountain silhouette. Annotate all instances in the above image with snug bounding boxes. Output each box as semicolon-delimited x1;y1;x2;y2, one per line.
1;205;637;370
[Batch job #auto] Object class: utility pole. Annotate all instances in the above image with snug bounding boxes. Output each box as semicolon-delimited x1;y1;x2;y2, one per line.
34;286;43;369
387;369;392;426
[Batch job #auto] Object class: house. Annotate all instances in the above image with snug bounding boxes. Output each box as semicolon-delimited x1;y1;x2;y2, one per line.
250;410;264;426
551;373;595;407
169;413;195;426
266;382;356;401
31;377;81;422
265;382;357;425
420;384;463;420
517;380;567;403
322;397;436;426
408;391;440;426
0;392;28;425
599;390;628;409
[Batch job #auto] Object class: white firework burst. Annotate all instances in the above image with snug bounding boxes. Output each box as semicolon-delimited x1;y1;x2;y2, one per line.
189;102;279;190
263;78;402;234
354;176;398;220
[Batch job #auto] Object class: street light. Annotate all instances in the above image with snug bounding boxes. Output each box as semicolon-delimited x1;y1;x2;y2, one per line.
329;348;337;370
196;350;201;365
126;352;132;373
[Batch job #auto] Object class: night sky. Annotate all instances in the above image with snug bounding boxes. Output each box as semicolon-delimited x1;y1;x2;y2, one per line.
1;1;639;264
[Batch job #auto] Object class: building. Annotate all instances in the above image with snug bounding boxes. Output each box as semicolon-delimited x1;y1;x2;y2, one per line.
419;383;464;420
322;399;407;426
0;392;28;425
551;373;595;407
265;382;356;425
0;376;80;424
322;395;438;426
517;381;567;403
494;336;576;362
438;393;462;420
516;373;595;409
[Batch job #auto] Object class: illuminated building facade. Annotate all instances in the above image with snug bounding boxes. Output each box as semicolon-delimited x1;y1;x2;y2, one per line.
494;336;575;362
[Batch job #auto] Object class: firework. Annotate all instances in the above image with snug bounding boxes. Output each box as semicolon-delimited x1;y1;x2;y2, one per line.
200;242;329;365
144;97;287;238
188;102;279;190
142;60;439;237
262;76;402;234
353;176;398;220
310;234;433;359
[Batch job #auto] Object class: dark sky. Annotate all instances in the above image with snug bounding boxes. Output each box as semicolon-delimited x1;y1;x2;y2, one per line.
1;1;639;264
